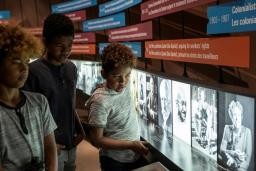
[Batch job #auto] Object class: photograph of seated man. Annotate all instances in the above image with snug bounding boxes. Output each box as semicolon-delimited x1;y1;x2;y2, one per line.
158;77;172;136
146;74;158;125
191;86;217;160
218;92;254;171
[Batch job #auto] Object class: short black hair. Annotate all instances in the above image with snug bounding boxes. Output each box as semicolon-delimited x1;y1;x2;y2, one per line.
43;13;74;42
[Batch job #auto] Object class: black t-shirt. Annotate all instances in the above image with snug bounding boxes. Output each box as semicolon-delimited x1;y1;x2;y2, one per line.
24;58;77;147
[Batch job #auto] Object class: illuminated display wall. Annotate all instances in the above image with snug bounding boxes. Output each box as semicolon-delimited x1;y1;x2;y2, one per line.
73;59;255;170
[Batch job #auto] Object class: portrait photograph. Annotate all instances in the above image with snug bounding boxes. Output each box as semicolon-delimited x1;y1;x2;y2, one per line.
218;92;255;171
146;74;158;125
191;86;217;160
157;77;172;137
72;60;84;91
84;63;93;95
172;81;191;145
130;70;138;114
137;71;147;118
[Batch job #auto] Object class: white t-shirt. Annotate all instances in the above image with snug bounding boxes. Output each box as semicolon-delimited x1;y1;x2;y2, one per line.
86;84;140;163
0;91;57;170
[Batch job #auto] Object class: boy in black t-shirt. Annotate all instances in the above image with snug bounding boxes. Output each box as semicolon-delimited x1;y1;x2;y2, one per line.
24;14;82;171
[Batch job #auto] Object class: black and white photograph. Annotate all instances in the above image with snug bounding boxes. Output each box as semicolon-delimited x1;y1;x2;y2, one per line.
191;86;217;160
137;71;147;118
72;60;82;90
146;74;158;125
130;70;138;113
72;60;86;92
84;63;93;95
172;81;191;145
90;62;103;94
95;63;104;85
158;77;172;136
218;92;255;171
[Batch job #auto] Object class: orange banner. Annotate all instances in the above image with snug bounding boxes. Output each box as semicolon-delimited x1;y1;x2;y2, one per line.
145;37;250;68
71;44;96;55
0;20;9;24
25;27;42;36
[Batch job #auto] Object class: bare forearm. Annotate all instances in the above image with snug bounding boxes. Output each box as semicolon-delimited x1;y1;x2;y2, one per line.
45;146;57;171
92;136;133;150
89;128;148;155
44;134;57;171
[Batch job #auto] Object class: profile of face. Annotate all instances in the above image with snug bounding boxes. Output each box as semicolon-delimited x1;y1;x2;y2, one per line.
176;92;187;122
160;80;171;121
104;65;131;92
228;101;243;129
0;56;29;89
46;35;73;65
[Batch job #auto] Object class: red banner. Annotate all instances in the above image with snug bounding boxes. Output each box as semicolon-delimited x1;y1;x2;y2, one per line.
71;44;96;55
108;21;152;42
74;32;95;43
145;37;250;68
0;20;9;24
64;10;86;22
141;0;216;21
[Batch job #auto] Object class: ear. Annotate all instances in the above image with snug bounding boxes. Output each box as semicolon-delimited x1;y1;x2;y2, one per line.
101;69;107;79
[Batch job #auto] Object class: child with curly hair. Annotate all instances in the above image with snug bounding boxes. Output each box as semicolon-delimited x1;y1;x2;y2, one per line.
0;24;57;170
85;43;149;171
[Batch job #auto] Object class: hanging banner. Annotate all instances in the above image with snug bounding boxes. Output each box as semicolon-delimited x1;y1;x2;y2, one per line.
99;0;142;17
71;44;96;55
0;10;10;19
25;28;43;36
141;0;216;21
74;32;96;43
83;12;125;31
145;37;250;68
64;10;86;22
207;0;256;34
108;21;152;42
99;42;142;57
51;0;97;13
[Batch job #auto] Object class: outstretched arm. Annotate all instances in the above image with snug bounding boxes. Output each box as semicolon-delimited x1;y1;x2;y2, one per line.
44;133;57;171
89;127;148;155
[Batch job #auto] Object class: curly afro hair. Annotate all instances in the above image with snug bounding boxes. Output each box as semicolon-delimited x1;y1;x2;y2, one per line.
43;13;74;42
0;24;43;64
101;43;136;74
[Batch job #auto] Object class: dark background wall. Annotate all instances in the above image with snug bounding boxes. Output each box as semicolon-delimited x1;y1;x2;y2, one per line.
1;0;255;94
